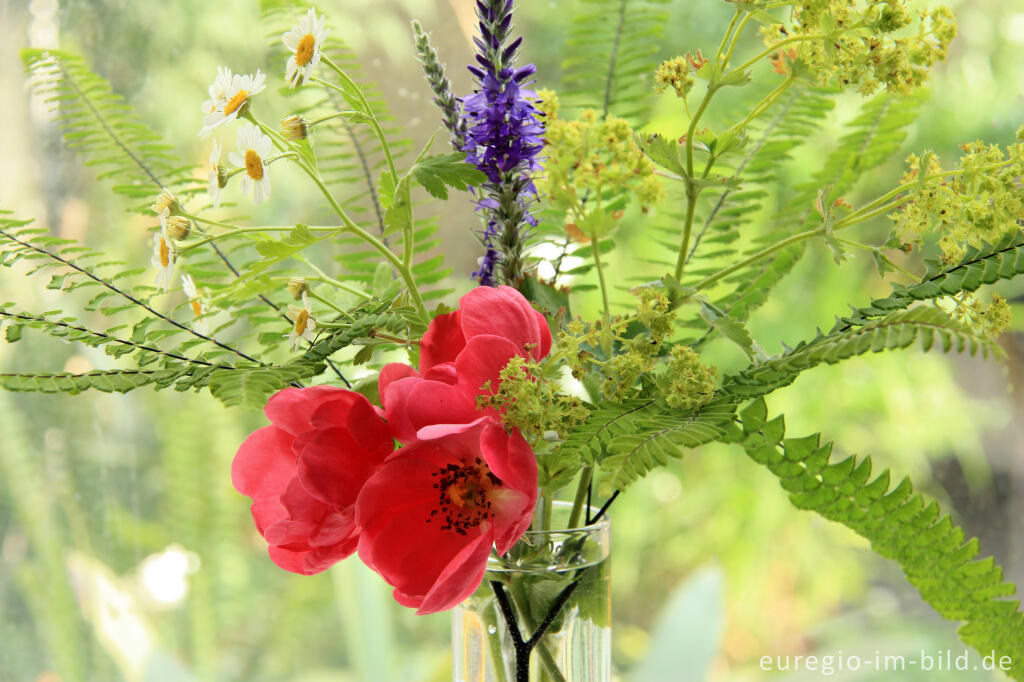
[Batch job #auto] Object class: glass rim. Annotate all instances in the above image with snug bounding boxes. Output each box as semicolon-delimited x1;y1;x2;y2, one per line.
522;500;611;536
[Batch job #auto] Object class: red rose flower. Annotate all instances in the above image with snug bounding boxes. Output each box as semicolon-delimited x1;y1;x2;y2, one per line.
356;418;537;614
379;285;552;442
232;386;394;575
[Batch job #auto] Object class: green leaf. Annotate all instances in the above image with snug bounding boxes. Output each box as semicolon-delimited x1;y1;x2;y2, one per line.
697;300;754;358
637;133;686;177
207;364;322;408
733;407;1024;678
408;152;486;200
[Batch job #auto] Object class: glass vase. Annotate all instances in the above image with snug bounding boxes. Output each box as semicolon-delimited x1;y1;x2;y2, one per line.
452;502;611;682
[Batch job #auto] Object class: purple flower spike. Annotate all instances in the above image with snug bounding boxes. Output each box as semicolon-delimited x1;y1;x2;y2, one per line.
460;0;545;287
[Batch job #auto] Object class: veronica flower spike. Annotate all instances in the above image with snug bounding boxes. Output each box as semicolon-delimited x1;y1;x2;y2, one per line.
460;0;545;287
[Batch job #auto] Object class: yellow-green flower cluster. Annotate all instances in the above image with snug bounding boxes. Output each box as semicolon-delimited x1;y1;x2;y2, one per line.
654;56;695;98
950;292;1012;340
479;356;587;440
661;345;716;411
537;90;664;237
890;141;1024;263
759;1;956;95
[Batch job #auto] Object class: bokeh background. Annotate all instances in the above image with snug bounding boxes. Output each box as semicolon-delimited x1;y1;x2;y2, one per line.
0;0;1022;680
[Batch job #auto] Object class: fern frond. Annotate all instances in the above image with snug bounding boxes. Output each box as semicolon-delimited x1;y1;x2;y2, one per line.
843;231;1024;327
561;0;670;123
20;49;198;203
207;363;323;407
731;399;1024;679
723;307;996;398
598;396;738;490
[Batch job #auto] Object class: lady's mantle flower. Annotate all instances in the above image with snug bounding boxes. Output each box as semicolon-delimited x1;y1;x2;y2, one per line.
231;387;395;574
286;292;316;350
199;69;266;138
229;123;273;205
181;274;208;335
207;139;226;208
282;8;329;88
151;222;176;292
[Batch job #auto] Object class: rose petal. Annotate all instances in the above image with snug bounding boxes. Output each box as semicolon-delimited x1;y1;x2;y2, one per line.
378;363;418;406
415;533;493;614
231;426;295;499
264;385;349;435
420;310;465;370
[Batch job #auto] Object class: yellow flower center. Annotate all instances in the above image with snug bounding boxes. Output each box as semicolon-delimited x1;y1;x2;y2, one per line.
224;89;248;116
295;34;317;67
190;299;203;317
159;237;170;267
293;309;310;334
244;150;264;180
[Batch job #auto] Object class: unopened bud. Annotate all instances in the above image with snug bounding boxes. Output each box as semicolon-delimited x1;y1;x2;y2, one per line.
282;115;309;141
287;277;310;300
164;216;192;241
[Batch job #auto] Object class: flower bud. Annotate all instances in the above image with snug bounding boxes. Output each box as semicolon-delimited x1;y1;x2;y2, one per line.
282;115;309;141
164;216;192;241
287;276;310;300
216;163;229;189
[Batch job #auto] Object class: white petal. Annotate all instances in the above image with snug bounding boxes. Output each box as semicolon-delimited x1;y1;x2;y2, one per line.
283;31;300;51
228;151;244;167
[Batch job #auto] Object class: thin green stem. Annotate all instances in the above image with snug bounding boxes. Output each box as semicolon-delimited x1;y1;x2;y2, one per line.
695;227;823;291
308;290;355;320
316;59;398;183
835;236;922;282
590;233;611;327
715;7;743;66
674;185;699;281
567;467;593;530
721;13;755;67
299;258;372;300
296;159;429;321
724;75;795;136
178;226;339;252
310;111;359;126
730;34;826;74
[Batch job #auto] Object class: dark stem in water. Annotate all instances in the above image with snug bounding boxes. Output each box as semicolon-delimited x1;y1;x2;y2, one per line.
490;577;582;682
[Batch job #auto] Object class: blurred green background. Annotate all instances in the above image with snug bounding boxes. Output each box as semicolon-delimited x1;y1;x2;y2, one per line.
0;0;1022;680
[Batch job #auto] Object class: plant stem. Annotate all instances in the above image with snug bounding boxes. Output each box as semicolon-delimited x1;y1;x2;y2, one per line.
310;111;359;126
724;75;795;136
567;466;593;530
308;290;355;320
590;233;611;327
730;34;827;74
694;227;824;291
179;226;339;252
294;159;429;322
674;184;699;282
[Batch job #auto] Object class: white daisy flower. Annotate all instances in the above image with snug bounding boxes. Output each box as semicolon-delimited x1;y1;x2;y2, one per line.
282;8;329;88
181;274;209;335
151;223;176;292
199;69;266;138
228;123;273;205
151;188;178;217
286;293;317;350
207;139;224;208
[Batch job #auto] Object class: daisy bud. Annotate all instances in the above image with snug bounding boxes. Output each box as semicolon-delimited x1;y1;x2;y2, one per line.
287;276;310;300
282;114;309;140
151;188;180;216
164;216;192;241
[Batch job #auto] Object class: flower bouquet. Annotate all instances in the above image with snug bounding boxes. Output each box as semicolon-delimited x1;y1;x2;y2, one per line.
2;0;1023;680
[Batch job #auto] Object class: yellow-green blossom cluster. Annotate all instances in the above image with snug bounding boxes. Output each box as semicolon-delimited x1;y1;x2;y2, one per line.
537;90;664;238
558;287;682;401
654;56;695;98
951;293;1012;340
759;1;956;95
661;345;717;411
890;141;1024;263
479;356;587;440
